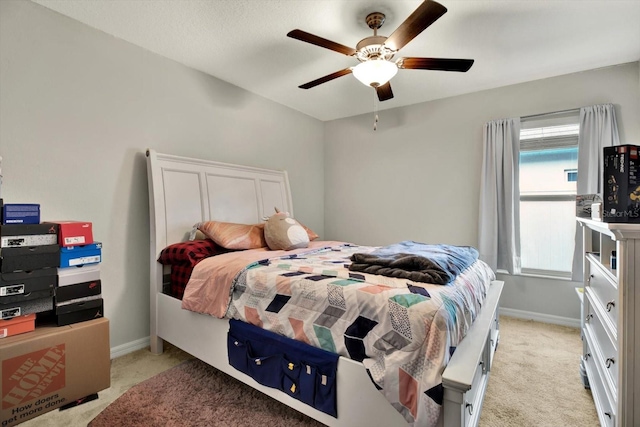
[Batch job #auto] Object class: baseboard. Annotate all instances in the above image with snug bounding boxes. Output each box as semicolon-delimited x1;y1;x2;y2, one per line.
110;336;150;359
499;307;580;329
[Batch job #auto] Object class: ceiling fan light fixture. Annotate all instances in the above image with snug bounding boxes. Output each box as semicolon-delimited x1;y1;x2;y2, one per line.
352;60;398;88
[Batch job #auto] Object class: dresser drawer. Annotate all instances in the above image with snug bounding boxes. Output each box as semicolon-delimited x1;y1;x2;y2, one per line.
585;292;618;397
463;359;487;427
584;339;616;427
586;259;618;330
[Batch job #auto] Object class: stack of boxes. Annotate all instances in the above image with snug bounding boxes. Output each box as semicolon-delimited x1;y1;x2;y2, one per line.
49;221;104;326
0;207;59;337
0;209;104;336
0;190;110;423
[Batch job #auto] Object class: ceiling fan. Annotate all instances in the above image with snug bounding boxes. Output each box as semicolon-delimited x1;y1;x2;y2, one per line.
287;0;474;102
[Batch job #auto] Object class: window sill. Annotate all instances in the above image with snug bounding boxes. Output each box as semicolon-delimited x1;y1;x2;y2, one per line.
495;269;574;282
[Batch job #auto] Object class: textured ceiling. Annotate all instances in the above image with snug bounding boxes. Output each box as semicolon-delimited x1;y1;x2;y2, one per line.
31;0;640;121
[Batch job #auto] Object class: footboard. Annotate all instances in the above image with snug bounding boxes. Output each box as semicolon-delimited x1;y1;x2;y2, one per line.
442;280;503;427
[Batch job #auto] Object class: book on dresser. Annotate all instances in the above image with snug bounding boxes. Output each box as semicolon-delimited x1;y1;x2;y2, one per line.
577;217;640;427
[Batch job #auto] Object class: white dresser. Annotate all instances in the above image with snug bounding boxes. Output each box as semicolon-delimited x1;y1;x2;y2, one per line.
577;218;640;427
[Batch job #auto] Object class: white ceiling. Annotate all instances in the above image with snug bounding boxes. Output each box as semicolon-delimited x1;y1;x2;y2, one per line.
31;0;640;122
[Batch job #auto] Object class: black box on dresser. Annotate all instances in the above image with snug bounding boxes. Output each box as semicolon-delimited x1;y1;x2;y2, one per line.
603;144;640;223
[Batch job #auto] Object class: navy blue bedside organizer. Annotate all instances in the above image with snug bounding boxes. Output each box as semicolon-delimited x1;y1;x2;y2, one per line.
227;319;339;417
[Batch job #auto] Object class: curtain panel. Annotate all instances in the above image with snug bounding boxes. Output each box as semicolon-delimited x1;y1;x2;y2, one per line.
479;118;522;274
571;104;621;281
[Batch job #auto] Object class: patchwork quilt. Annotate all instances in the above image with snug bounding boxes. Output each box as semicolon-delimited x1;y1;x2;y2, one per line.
183;243;494;427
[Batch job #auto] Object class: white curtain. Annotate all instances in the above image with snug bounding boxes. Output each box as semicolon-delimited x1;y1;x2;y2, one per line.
479;118;522;274
571;104;620;281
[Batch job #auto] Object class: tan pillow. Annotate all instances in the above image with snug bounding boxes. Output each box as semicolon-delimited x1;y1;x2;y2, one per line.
195;221;266;250
264;211;309;251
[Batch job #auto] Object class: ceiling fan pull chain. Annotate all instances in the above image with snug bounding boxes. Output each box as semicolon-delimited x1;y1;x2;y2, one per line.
373;89;379;131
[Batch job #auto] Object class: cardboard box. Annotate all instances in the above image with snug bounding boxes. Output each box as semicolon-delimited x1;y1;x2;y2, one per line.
0;318;110;425
57;264;100;287
54;280;101;304
0;269;57;301
59;243;101;268
1;205;40;225
55;298;103;327
0;245;60;273
0;296;53;321
0;315;35;339
603;144;640;223
0;224;58;249
0;289;53;306
42;222;92;248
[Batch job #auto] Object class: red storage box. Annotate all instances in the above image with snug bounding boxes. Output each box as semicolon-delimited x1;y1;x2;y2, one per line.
44;221;93;247
0;313;36;339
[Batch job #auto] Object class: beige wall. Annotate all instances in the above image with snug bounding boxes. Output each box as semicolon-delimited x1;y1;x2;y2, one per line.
0;0;325;351
324;62;640;321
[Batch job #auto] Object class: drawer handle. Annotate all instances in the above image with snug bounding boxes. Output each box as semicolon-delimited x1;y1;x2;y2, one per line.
584;353;591;361
606;301;615;312
585;314;593;323
465;402;473;416
604;412;612;419
606;358;615;368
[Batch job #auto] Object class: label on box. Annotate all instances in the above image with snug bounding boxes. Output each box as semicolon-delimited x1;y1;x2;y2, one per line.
0;284;25;297
68;256;100;267
1;235;57;248
0;307;20;320
0;328;6;339
63;236;85;246
2;344;66;409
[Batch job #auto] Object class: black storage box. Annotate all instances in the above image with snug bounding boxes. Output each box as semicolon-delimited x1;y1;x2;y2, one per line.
0;268;57;301
0;295;53;320
0;244;60;272
228;319;339;417
603;144;640;223
0;223;58;248
0;288;53;305
55;279;101;303
55;297;103;326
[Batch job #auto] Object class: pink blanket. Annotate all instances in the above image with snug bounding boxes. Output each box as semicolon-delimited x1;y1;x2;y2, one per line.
181;241;346;317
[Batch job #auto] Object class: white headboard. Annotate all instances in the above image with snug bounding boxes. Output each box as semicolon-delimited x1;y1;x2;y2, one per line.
146;148;293;261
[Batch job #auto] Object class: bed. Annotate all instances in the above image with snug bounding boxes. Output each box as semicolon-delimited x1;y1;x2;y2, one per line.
145;148;504;427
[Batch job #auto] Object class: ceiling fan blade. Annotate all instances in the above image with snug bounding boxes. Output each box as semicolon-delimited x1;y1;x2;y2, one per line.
287;29;356;56
384;0;447;52
398;57;474;72
298;68;353;89
376;82;394;101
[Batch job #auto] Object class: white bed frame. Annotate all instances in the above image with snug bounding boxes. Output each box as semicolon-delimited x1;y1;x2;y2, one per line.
145;149;504;427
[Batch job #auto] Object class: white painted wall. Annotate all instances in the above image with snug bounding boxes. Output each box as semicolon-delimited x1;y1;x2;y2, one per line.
0;0;325;350
324;62;640;322
2;0;639;351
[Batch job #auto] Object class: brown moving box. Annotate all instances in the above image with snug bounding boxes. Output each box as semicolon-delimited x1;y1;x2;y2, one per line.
0;317;110;425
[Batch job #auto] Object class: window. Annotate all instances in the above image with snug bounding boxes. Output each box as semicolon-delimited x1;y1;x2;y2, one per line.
565;169;578;182
519;121;579;277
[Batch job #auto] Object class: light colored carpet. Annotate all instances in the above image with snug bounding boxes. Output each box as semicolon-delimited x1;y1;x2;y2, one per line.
479;316;599;427
20;316;599;426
